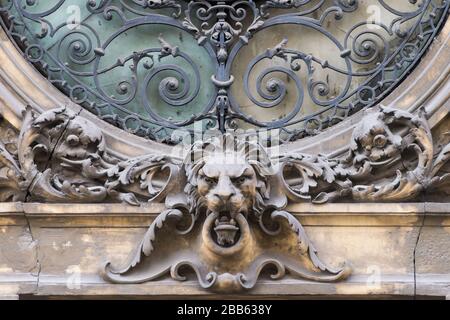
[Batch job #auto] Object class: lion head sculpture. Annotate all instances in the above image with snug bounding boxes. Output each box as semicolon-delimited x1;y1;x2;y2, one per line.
184;135;274;246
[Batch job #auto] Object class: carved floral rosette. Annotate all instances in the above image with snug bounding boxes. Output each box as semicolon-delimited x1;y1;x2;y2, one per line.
0;105;449;292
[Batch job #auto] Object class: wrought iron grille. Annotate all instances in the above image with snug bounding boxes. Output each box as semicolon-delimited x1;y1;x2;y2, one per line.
0;1;449;144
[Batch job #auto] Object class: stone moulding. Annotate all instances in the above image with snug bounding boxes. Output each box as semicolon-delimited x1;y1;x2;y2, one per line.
0;105;449;291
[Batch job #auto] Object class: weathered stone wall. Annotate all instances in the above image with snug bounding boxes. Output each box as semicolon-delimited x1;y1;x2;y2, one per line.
0;203;448;299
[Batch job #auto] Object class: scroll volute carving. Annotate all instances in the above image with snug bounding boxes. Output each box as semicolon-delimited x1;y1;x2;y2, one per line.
0;116;23;202
100;106;450;292
1;106;182;205
279;107;439;204
1;105;450;292
103;136;351;292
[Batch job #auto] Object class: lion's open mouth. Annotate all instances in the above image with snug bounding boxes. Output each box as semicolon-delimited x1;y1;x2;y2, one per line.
213;211;240;247
217;210;233;221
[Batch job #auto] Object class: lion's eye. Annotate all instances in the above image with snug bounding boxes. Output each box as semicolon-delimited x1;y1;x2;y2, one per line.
233;176;247;185
204;177;217;185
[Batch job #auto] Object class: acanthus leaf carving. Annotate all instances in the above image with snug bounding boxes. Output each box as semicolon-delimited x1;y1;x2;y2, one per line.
1;106;181;205
0;118;25;202
279;106;444;203
0;105;449;292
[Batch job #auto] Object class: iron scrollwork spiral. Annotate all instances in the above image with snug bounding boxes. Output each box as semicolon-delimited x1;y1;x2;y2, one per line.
0;0;449;143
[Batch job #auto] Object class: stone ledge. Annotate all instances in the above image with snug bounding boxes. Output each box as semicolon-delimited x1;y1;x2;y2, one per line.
0;274;418;297
0;202;447;227
0;275;447;299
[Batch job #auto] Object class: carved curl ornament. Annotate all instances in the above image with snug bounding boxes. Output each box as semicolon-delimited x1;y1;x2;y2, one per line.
1;106;449;292
1;0;448;142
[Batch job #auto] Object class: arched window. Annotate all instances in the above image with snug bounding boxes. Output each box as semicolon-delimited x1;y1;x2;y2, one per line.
1;0;448;143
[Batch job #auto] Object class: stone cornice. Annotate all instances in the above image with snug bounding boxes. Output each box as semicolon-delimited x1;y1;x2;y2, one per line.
0;202;448;227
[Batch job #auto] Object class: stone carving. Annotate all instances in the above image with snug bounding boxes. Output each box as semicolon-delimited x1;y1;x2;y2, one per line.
0;106;179;205
103;136;351;291
0;117;23;202
0;105;449;291
278;107;439;204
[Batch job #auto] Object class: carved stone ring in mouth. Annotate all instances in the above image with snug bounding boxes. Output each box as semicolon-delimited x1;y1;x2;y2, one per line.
203;213;250;256
214;212;239;247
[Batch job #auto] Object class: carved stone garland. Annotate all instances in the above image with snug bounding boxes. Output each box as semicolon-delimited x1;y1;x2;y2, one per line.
0;106;449;292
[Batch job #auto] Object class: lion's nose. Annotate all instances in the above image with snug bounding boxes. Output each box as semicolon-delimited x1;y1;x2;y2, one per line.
215;192;235;202
213;176;236;202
